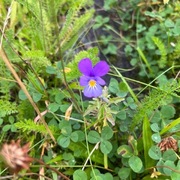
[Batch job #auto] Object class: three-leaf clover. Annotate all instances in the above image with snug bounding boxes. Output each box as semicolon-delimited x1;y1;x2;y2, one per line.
87;126;113;154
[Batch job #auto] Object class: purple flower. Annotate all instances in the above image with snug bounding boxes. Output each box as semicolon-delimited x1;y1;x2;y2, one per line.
78;58;109;98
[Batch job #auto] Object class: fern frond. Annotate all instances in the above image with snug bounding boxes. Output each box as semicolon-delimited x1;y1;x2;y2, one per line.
16;100;35;120
152;36;167;68
131;81;180;130
23;50;51;73
59;8;94;52
0;99;17;118
15;119;57;135
171;38;180;60
64;47;99;82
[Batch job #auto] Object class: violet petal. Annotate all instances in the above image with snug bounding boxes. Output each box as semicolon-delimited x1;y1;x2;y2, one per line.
95;77;106;85
79;75;91;86
78;58;93;76
83;83;102;98
93;61;109;77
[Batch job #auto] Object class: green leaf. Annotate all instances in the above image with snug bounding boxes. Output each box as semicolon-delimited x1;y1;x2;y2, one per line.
148;145;162;160
143;116;155;168
46;66;56;74
88;131;101;144
117;111;126;120
101;126;113;140
59;120;72;134
0;118;3;125
2;124;12;132
161;105;175;120
165;18;175;27
128;155;143;173
18;90;27;100
109;78;119;94
117;145;133;158
100;140;112;154
73;169;87;180
90;176;103;180
104;173;113;180
160;117;180;135
11;125;17;132
102;43;117;55
151;133;161;143
9;116;15;124
150;123;160;132
32;92;42;102
171;160;180;180
90;168;101;177
57;135;70;148
70;131;79;142
126;97;137;109
151;111;161;123
162;150;177;161
118;167;131;179
76;130;85;142
118;81;128;97
48;103;60;112
163;160;175;176
103;0;117;10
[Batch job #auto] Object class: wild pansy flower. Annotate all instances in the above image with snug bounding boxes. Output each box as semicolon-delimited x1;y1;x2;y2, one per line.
78;58;109;98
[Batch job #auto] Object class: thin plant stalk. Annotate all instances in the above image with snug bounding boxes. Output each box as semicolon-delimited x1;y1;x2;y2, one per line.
0;47;56;143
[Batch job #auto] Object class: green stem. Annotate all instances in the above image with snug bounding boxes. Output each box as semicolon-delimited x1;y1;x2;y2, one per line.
104;154;108;169
113;65;139;104
136;47;152;74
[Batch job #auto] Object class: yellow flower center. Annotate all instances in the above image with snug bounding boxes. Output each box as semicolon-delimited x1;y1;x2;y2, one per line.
89;80;96;87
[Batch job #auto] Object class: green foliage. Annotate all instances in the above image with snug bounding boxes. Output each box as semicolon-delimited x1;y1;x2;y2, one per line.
23;50;51;73
59;7;94;52
152;36;167;68
15;119;57;135
87;126;113;154
1;0;180;179
0;100;17;118
143;116;155;168
65;47;99;82
170;37;180;60
131;80;179;130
